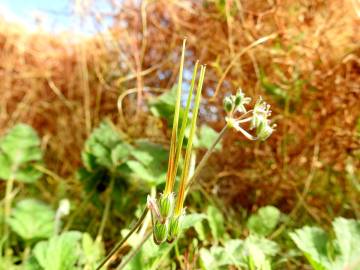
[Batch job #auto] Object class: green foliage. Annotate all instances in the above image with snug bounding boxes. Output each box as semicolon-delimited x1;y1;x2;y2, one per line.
195;125;222;150
79;233;103;268
0;124;43;183
200;235;279;270
149;85;187;127
8;199;55;241
247;206;281;237
207;206;225;242
79;122;169;189
290;217;360;270
81;121;131;171
31;231;82;270
127;140;168;185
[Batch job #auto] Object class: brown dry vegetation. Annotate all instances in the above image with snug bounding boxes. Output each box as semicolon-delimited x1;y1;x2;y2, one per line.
0;0;359;222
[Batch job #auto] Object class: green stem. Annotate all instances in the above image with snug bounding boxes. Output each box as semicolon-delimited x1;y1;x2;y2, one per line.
95;208;149;270
96;175;115;242
116;230;152;270
186;125;228;189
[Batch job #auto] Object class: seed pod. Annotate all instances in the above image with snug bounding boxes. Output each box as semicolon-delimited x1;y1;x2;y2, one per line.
167;214;184;243
223;96;234;113
153;220;169;245
159;193;175;222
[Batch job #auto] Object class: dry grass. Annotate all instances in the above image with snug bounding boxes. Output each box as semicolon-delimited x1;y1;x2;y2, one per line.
0;0;359;220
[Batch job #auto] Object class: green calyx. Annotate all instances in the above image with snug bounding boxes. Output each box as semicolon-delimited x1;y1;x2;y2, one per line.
223;96;234;113
159;193;175;222
167;213;184;243
153;220;169;245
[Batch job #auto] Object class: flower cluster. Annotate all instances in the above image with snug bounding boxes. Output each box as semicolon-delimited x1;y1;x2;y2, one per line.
224;89;276;141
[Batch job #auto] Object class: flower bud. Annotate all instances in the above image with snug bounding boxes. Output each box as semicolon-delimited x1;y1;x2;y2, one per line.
234;92;243;107
234;89;251;113
153;220;169;245
167;213;184;243
159;193;175;222
223;96;234;113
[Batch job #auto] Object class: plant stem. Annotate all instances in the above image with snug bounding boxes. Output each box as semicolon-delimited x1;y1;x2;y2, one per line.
96;175;115;243
186;125;228;189
95;208;149;270
116;230;152;270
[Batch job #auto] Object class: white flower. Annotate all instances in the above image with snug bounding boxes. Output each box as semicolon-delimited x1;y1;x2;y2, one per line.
250;97;272;130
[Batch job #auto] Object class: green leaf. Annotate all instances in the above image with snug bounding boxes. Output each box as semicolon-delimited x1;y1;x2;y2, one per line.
182;213;207;230
332;217;360;269
195;125;222;150
207;206;225;242
79;233;103;268
149;85;187;127
244;235;279;258
199;246;230;270
8;199;55;241
289;226;331;270
126;140;169;185
247;206;281;236
33;231;82;270
82;121;130;170
0;124;43;183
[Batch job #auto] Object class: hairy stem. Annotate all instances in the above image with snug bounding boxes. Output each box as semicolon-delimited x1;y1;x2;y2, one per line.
116;230;152;270
96;208;149;270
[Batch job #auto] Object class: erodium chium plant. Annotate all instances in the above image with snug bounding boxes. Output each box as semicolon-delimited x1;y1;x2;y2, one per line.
96;39;275;269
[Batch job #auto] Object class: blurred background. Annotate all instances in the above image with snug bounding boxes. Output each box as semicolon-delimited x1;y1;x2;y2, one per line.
0;0;359;269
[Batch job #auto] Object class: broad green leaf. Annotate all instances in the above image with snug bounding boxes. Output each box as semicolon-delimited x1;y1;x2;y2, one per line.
199;248;218;270
247;206;281;236
199;246;230;270
149;85;187;127
224;239;245;267
79;233;103;268
243;235;279;269
8;199;55;241
289;226;331;270
207;206;225;242
82;122;131;170
33;231;82;270
126;140;168;185
126;161;161;184
332;217;360;270
194;125;222;150
0;124;43;183
182;213;207;230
